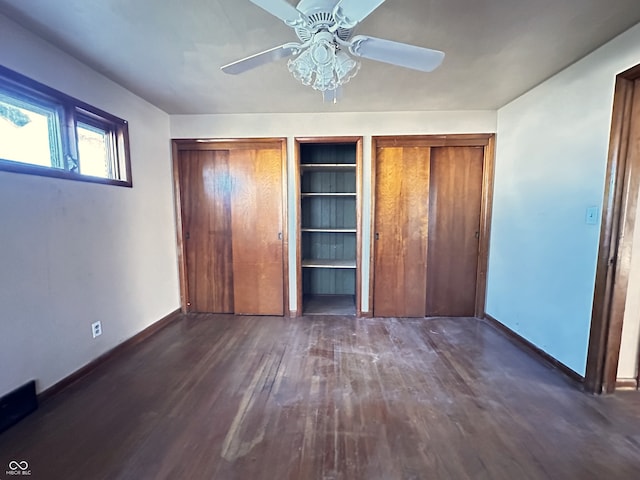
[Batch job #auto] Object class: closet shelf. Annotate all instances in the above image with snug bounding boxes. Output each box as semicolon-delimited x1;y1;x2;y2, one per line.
301;228;356;233
301;192;356;197
300;163;356;171
302;259;356;269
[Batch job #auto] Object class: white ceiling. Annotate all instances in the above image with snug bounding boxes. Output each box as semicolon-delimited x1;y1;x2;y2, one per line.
2;0;640;115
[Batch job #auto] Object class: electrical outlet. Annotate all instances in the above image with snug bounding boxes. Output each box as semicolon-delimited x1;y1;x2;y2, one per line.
91;321;102;338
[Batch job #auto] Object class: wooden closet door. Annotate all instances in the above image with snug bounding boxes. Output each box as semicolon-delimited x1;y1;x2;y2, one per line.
373;147;430;317
426;146;484;316
179;150;234;313
230;147;284;315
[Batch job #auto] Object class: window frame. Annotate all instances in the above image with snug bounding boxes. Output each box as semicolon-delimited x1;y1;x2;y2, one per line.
0;64;132;187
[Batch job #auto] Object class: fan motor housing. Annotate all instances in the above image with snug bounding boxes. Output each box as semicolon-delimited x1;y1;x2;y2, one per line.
294;0;353;43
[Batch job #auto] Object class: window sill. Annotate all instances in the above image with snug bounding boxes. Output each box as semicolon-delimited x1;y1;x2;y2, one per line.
0;158;133;188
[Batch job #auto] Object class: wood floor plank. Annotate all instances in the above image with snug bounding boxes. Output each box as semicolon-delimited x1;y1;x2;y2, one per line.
1;315;640;479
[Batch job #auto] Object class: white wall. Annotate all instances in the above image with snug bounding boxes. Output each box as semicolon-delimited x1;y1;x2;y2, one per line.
487;23;640;376
0;15;180;394
171;111;497;314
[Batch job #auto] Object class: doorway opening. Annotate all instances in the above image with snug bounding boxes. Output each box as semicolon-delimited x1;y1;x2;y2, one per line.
586;63;640;393
295;137;363;316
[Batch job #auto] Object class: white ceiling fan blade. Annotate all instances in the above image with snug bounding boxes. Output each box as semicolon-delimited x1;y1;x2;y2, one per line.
249;0;304;24
349;35;445;72
221;44;301;75
333;0;386;28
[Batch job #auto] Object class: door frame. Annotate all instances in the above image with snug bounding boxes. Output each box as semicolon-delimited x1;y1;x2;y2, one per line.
172;138;289;315
369;134;496;318
293;136;363;317
585;63;640;393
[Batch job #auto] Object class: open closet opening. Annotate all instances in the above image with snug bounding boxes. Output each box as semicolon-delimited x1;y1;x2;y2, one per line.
296;138;362;316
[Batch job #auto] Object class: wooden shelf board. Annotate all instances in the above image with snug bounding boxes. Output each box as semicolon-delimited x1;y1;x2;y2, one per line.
302;259;357;269
300;163;356;171
302;294;356;316
301;228;357;233
301;193;356;197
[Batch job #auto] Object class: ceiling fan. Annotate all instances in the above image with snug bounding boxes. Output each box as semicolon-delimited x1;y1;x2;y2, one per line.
221;0;445;101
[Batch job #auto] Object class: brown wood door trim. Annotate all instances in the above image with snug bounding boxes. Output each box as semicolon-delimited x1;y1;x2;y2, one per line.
637;344;640;389
171;138;289;316
355;139;364;316
586;64;640;394
294;137;363;317
368;136;376;317
280;139;290;317
374;134;492;148
294;140;303;316
476;136;496;317
173;138;286;150
369;134;496;319
172;141;188;314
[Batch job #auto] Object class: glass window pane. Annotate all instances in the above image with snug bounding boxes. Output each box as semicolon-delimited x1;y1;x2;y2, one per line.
0;66;131;186
77;122;111;178
0;97;59;168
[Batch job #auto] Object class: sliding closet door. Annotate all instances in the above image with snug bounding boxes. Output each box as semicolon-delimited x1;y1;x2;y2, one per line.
372;135;492;319
426;146;484;316
230;147;284;315
373;146;430;317
179;150;234;313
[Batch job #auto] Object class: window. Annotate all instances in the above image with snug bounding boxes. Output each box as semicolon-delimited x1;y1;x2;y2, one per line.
0;65;132;186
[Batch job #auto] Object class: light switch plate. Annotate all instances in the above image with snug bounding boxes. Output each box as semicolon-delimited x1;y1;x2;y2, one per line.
585;206;599;225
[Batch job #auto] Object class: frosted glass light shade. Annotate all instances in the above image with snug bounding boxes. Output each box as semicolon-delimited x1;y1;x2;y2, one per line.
288;38;360;92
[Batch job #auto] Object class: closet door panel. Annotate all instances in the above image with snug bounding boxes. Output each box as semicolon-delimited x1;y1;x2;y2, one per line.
230;148;284;315
373;147;430;317
426;146;484;316
179;150;234;313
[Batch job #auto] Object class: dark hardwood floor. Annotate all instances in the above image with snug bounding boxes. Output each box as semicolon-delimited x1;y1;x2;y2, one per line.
1;315;640;479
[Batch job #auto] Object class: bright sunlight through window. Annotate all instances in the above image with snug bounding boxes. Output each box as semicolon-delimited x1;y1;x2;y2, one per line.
0;96;60;168
77;122;111;179
0;65;131;187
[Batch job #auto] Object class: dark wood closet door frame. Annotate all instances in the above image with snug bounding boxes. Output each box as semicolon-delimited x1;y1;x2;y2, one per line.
172;138;289;315
586;63;640;394
293;136;363;317
369;134;496;318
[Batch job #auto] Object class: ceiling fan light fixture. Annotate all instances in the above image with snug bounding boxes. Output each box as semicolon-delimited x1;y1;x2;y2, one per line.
287;37;359;93
335;50;359;80
225;1;445;101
